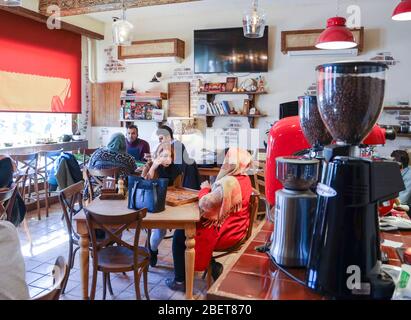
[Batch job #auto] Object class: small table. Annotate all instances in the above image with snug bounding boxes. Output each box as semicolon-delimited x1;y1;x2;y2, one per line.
74;198;200;300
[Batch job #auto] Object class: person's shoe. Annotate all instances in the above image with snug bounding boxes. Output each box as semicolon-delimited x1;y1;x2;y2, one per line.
211;260;224;281
149;249;158;267
165;278;185;292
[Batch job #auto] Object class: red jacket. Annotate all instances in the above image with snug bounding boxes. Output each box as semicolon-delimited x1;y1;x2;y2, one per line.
194;175;252;271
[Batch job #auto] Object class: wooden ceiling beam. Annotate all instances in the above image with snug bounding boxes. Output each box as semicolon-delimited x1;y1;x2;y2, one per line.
0;6;104;39
39;0;200;17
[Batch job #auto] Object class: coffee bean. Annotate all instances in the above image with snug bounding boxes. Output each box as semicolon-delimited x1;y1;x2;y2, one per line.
299;95;333;147
317;76;385;145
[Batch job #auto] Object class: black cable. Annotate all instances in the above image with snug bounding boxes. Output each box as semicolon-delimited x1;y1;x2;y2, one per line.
257;244;307;287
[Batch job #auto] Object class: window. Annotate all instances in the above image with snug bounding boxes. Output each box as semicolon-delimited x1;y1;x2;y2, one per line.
0;113;72;147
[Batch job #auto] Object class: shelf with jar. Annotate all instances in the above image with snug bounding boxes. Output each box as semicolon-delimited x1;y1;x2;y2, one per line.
120;90;167;124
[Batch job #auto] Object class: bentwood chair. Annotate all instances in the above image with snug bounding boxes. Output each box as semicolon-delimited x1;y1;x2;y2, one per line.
205;192;259;288
33;256;68;300
83;167;120;202
11;153;41;219
0;184;18;221
252;160;271;220
57;181;84;294
13;168;33;251
84;207;150;300
74;148;97;168
38;149;63;217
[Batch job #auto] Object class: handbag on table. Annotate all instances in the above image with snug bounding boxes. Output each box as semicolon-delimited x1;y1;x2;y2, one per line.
128;176;169;213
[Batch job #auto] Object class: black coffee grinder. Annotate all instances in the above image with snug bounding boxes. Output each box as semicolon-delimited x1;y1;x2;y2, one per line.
306;61;405;299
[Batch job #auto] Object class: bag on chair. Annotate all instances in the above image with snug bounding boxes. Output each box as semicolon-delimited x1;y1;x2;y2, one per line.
128;176;169;213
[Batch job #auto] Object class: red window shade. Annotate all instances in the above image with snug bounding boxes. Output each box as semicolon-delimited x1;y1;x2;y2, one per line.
0;10;81;113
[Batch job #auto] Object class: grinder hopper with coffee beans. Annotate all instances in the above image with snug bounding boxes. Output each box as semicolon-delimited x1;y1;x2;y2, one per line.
304;61;406;299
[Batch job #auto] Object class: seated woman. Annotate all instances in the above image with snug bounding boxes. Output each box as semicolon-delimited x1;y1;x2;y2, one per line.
165;148;253;291
156;125;200;190
0;155;26;226
142;142;182;185
88;133;137;177
141;142;184;267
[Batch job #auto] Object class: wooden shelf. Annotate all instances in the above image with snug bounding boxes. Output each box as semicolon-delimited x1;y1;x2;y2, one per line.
120;92;168;101
120;119;164;123
198;91;267;95
193;114;266;128
383;106;411;111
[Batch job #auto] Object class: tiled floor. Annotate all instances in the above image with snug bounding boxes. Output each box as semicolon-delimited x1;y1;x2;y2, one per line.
17;204;241;300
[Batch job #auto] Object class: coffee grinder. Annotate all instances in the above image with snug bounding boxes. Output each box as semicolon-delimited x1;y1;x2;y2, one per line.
306;61;405;299
269;156;319;267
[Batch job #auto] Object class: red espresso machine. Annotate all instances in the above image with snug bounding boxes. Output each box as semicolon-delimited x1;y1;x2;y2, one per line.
265;116;395;206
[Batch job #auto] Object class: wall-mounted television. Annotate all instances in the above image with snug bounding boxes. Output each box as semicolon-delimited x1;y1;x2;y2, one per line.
194;27;269;74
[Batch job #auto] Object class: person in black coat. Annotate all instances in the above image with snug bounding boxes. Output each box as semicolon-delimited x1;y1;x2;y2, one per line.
0;156;26;226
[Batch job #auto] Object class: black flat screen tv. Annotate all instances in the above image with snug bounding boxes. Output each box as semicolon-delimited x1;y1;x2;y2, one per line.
194;27;269;74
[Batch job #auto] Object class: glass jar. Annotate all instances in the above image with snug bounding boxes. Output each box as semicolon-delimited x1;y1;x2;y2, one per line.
298;95;333;148
316;61;388;145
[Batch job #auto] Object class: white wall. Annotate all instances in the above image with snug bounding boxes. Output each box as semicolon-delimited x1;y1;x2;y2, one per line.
90;0;411;156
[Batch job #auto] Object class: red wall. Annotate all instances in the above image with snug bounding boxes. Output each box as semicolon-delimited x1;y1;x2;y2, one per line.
0;10;81;113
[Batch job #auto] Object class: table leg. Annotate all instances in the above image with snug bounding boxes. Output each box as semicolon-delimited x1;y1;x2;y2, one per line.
79;233;90;300
184;223;196;300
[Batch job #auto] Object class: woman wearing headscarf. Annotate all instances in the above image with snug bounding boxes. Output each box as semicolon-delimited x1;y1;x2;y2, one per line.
88;133;137;177
165;148;254;291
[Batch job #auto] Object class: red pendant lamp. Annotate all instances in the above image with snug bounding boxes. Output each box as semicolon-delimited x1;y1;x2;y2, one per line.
315;17;357;50
392;0;411;21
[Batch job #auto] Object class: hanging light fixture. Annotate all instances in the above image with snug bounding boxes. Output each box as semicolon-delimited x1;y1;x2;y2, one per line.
112;0;134;46
0;0;22;6
315;17;357;50
316;1;357;50
243;0;266;38
392;0;411;21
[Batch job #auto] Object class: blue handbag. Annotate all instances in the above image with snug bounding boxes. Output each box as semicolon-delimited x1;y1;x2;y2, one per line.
128;176;169;213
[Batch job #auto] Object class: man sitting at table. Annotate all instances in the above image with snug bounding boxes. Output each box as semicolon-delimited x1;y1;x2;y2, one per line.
126;125;150;161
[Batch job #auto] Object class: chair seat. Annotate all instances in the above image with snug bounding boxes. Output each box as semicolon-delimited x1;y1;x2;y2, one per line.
97;246;149;271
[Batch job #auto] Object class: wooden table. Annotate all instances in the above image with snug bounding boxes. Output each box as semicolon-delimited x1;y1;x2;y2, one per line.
198;167;220;177
208;220;411;300
74;198;200;300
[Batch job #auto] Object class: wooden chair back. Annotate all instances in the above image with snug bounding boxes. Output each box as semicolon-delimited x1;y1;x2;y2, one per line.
13;167;29;205
0;184;18;221
253;160;266;197
11;153;39;176
83;167;120;200
215;191;259;255
58;181;84;242
39;149;63;182
33;256;68;300
75;148;97;167
84;207;148;269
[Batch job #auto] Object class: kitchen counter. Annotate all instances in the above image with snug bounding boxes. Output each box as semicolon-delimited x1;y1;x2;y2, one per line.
0;140;88;155
207;220;411;300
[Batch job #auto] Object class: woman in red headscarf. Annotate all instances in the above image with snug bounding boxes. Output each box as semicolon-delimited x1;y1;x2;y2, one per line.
165;148;254;291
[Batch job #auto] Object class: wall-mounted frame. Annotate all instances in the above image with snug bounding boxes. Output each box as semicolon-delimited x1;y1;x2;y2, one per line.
281;27;364;54
118;38;185;63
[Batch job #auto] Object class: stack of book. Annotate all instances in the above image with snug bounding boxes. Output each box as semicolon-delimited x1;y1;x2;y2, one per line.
205;101;232;115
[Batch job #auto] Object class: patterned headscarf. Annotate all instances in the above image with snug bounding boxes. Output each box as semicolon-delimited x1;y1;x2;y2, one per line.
106;133;127;154
203;148;253;227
